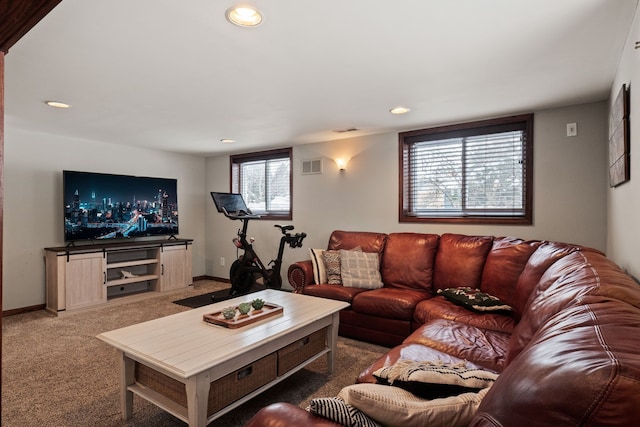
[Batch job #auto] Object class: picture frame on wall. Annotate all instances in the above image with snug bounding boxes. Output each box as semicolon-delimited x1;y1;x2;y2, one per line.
609;83;630;187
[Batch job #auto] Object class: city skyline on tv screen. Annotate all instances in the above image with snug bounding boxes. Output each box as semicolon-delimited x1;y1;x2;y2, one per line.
63;171;178;241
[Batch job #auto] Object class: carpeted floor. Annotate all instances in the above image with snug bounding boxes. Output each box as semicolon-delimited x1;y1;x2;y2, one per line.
2;279;387;427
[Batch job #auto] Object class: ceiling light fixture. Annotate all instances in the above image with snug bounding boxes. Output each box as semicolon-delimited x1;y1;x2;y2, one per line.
45;101;71;109
226;6;263;27
220;138;236;143
390;106;410;115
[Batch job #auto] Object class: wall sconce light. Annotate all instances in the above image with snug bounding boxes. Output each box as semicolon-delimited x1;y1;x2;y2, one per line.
335;158;348;171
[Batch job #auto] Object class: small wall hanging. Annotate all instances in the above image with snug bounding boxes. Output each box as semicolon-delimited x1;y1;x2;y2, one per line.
609;83;630;187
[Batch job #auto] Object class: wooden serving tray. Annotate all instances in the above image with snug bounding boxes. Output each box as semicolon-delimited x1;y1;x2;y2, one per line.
203;303;283;329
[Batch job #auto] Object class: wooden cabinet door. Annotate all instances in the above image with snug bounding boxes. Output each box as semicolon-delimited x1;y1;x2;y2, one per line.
160;244;192;291
65;252;106;310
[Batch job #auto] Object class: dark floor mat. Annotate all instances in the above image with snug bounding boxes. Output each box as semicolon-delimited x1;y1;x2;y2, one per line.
172;284;265;308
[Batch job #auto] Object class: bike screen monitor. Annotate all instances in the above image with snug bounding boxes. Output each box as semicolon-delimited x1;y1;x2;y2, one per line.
210;192;250;214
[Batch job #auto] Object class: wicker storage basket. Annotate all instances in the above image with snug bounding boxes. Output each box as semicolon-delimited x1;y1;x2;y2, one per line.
136;362;187;407
135;352;278;416
277;327;327;376
207;353;277;414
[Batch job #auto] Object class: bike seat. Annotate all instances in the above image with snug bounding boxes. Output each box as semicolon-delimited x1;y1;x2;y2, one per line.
275;224;294;232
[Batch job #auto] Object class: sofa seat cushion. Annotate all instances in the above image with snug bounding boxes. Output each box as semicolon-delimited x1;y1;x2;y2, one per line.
357;343;490;384
414;296;515;334
339;311;412;347
404;320;510;373
302;283;368;303
352;288;431;321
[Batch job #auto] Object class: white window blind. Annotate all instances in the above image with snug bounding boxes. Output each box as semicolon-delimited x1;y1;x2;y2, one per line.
400;115;532;223
231;148;292;219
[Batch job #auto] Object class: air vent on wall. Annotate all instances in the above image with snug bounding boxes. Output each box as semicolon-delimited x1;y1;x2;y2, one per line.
332;127;359;133
302;159;323;175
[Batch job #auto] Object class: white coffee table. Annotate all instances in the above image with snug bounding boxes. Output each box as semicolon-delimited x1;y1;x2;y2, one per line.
97;289;349;427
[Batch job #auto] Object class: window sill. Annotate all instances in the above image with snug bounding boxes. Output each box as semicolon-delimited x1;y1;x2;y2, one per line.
399;215;532;225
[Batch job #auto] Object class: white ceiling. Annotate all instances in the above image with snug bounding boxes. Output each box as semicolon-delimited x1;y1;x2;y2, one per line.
5;0;638;156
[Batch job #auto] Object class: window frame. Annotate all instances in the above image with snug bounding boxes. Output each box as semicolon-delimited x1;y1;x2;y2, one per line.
230;147;292;221
399;114;533;225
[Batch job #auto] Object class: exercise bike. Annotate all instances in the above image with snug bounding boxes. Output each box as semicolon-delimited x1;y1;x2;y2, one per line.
211;192;307;296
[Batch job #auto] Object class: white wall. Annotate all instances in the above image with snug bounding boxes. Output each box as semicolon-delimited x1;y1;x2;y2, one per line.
608;7;640;280
205;101;608;289
2;100;609;308
2;127;206;310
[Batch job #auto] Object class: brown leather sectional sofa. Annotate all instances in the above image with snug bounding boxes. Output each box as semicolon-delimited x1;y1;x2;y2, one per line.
246;230;640;426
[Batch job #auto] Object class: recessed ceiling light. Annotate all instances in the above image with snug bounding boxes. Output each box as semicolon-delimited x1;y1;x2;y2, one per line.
45;101;71;109
226;6;263;27
220;138;236;143
390;106;410;115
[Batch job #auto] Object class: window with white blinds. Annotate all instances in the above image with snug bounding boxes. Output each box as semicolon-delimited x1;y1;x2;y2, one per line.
400;114;533;224
230;147;292;220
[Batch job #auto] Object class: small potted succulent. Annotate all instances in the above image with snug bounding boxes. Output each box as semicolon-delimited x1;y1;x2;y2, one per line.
238;302;252;316
251;298;265;311
221;306;236;320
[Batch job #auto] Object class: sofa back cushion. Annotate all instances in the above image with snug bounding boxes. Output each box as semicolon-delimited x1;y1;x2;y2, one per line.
472;254;640;426
511;241;581;321
328;230;387;254
479;237;542;310
506;250;600;364
433;234;493;291
381;233;439;291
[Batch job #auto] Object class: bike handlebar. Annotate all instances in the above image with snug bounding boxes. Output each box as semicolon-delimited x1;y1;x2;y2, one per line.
274;225;305;247
274;224;294;233
287;232;306;248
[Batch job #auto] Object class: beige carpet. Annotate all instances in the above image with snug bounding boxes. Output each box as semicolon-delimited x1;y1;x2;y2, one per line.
1;280;387;427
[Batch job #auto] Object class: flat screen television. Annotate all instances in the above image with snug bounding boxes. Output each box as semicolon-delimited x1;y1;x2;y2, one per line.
63;170;178;242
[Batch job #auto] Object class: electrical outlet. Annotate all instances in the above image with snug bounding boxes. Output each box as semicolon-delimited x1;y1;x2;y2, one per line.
566;122;577;137
220;257;225;267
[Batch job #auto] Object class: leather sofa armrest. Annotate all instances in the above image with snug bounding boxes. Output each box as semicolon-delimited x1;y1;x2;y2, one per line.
244;402;342;427
288;260;315;293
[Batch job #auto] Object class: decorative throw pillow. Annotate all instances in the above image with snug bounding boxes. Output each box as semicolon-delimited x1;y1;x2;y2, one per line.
322;247;363;285
372;359;498;399
308;396;380;427
339;249;383;289
338;383;489;427
309;248;327;284
438;287;512;313
323;250;343;284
